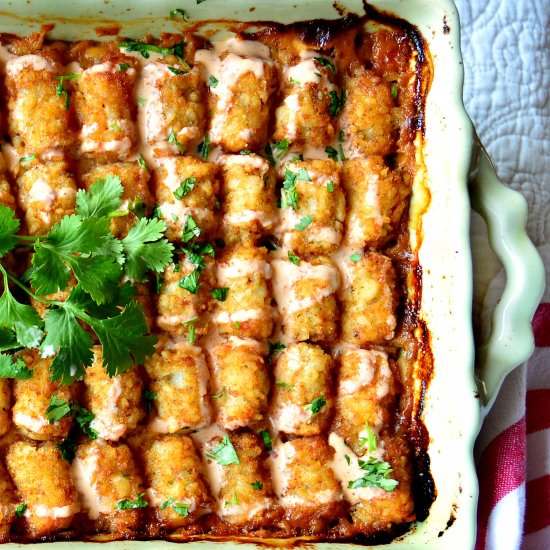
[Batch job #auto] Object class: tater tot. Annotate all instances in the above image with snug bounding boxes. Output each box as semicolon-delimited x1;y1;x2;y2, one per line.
6;441;79;538
196;39;276;152
12;350;73;440
204;432;277;526
83;346;144;441
82;162;153;237
332;347;399;453
273;52;336;148
17;161;77;235
156;255;215;336
143;434;212;528
278;159;345;257
340;252;398;345
328;432;414;535
0;461;16;542
75;61;136;161
72;440;145;535
272;257;339;343
270;343;333;436
270;437;344;530
141;63;206;155
340;65;395;158
213;245;273;339
0;154;16;210
343;157;408;248
211;337;269;430
6;55;75;158
219;154;277;245
144;335;211;433
154;156;219;242
0;379;11;437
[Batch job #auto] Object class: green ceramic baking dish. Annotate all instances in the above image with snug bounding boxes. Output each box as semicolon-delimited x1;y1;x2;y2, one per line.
0;0;543;548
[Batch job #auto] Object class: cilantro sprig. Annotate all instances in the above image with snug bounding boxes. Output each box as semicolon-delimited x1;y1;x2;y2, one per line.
348;457;399;492
0;177;173;384
281;167;310;210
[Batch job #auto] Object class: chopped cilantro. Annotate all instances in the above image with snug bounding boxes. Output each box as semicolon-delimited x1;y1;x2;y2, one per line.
275;380;294;390
325;146;338;161
143;389;157;413
282;166;310;210
45;395;71;424
119;63;130;72
181;215;201;242
209;75;219;88
211;287;229;301
287;250;300;265
119;40;186;60
329;89;346;117
188;324;196;344
174;177;197;199
19;154;36;163
172;502;190;516
251;480;263;490
129;198;147;219
268;341;286;357
295;215;313;231
289;76;300;85
137;154;149;170
391;84;399;99
304;396;326;416
350;253;362;264
15;503;26;518
314;56;336;73
344;454;351;465
168;66;186;75
233;320;240;329
326;180;335;193
206;435;239;465
348;458;399;492
197;133;211;159
116;493;148;510
259;429;272;451
55;74;80;110
179;269;201;294
272;139;290;159
168;129;186;154
359;424;377;453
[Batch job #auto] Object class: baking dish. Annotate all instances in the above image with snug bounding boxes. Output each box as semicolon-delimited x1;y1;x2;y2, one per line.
0;0;543;548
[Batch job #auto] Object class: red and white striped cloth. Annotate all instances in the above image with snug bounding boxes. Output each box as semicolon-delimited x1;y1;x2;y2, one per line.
475;245;550;550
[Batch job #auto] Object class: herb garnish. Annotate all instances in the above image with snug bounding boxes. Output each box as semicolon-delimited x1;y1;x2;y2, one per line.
287;250;300;265
0;355;33;379
211;287;229;301
206;435;240;465
209;75;219;88
282;167;310;210
350;253;362;264
169;8;187;20
143;389;157;413
197;133;211;159
55;74;81;110
295;215;313;231
174;178;197;199
314;57;336;73
348;458;399;492
304;396;326;416
328;89;346;117
259;429;272;451
168;129;186;154
116;493;148;510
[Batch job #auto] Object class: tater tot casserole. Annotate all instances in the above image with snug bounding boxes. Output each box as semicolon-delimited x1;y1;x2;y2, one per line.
0;5;434;545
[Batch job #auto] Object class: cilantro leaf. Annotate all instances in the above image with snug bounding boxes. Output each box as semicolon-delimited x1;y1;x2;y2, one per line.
89;301;156;378
182;216;201;242
209;75;219;88
172;502;190;516
268;341;285;357
15;504;26;518
350;253;362;264
295;215;313;231
0;354;33;379
275;380;294;390
314;57;336;73
206;435;240;465
179;269;201;294
329;89;346;117
251;481;263;490
272;139;290;159
116;493;148;510
326;180;335;193
197;133;211;159
304;396;326;416
348;458;399;492
169;8;187;20
287;250;300;265
211;287;228;301
259;429;272;451
359;424;377;453
45;395;71;423
121;218;174;282
57;435;78;463
143;389;157;413
168;129;186;154
0;280;43;349
120;39;185;60
161;498;174;510
325;146;338;161
75;175;123;219
41;305;94;384
71;402;98;439
0;328;18;352
0;205;20;257
71;253;123;305
282;167;310;210
174;177;196;199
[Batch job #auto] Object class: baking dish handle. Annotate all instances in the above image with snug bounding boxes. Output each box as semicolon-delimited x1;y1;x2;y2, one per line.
469;136;545;410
